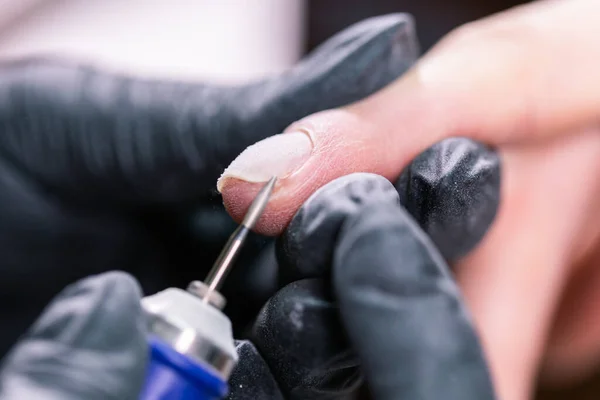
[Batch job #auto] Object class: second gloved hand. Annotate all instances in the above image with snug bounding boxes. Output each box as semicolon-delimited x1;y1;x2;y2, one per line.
0;272;147;400
228;137;501;399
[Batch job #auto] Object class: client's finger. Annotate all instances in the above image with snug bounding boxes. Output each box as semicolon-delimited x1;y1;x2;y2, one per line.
219;0;600;236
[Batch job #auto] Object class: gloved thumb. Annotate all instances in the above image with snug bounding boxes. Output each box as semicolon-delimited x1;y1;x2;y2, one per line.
0;272;147;400
0;12;416;208
332;200;495;400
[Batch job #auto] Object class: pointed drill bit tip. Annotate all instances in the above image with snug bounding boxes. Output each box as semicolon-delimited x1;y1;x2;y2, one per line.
241;176;277;229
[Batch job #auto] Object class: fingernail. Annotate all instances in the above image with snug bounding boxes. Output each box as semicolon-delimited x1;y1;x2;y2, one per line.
217;131;313;192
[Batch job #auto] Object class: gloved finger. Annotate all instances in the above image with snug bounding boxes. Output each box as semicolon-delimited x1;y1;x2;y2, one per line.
277;138;500;285
237;176;399;398
0;13;417;207
0;272;147;400
226;340;285;400
277;173;400;285
247;278;360;399
395;137;500;261
330;180;495;400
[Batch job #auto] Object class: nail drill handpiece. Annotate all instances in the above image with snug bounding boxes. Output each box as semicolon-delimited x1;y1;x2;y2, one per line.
140;177;277;399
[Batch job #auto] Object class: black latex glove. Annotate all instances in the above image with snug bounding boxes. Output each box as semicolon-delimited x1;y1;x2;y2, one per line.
0;13;418;358
0;272;147;400
0;145;500;400
228;137;501;399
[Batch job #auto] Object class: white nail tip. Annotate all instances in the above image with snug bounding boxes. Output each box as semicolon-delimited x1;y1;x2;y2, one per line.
217;132;313;192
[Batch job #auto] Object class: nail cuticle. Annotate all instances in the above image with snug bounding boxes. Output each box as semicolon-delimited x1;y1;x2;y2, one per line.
283;129;315;179
286;125;316;147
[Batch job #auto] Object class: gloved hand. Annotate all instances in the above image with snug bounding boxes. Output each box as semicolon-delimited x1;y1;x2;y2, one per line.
0;14;418;358
228;137;501;399
0;272;147;400
0;138;501;400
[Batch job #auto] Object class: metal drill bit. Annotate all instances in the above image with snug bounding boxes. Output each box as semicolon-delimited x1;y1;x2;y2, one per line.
202;176;277;303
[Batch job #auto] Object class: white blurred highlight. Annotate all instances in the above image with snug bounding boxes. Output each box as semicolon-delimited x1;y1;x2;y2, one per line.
0;0;306;84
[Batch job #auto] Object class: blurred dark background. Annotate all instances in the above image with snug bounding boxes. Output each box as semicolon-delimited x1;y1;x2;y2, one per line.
305;0;529;53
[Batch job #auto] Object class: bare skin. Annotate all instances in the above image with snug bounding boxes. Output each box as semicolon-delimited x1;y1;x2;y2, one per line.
219;1;600;399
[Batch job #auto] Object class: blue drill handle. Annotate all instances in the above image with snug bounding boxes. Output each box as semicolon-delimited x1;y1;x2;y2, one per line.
139;336;229;400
